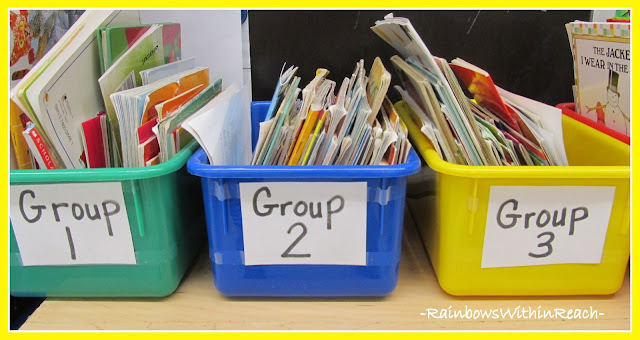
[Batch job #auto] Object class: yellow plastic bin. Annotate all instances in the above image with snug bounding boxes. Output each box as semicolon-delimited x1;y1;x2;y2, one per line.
395;100;630;296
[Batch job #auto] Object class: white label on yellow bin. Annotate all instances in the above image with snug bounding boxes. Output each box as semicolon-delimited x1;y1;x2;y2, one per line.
481;186;615;268
239;182;367;266
10;182;136;266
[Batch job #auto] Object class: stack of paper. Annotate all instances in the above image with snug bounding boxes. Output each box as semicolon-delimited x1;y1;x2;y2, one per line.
372;14;567;166
251;58;411;167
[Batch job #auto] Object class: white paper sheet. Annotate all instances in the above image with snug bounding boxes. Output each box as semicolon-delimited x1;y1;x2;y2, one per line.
10;182;135;266
182;83;252;166
482;186;615;268
239;182;367;266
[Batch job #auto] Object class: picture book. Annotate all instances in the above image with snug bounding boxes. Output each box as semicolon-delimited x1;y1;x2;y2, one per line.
99;24;166;163
96;22;181;74
566;21;630;136
80;112;109;168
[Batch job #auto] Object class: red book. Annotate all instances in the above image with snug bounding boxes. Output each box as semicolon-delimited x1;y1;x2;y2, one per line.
80;112;108;168
136;118;160;167
137;118;158;144
138;136;160;166
23;123;61;169
449;58;520;132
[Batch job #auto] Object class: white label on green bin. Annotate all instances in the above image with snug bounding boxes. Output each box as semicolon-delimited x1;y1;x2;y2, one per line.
10;182;136;266
239;182;367;266
481;186;615;268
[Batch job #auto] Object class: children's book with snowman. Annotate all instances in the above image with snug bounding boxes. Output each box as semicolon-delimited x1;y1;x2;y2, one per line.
566;21;630;136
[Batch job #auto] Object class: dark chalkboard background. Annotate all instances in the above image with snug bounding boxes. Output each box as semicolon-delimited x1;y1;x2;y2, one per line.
249;10;590;106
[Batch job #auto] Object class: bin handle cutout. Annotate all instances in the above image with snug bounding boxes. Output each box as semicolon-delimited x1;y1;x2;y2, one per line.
217;179;230;236
620;193;630;236
380;178;388;236
128;180;146;237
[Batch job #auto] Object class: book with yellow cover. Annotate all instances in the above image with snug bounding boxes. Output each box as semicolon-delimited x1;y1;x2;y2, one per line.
301;109;328;165
288;108;320;165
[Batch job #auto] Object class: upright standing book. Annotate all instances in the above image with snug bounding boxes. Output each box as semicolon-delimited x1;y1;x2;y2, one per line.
98;24;166;165
96;22;181;74
566;21;630;136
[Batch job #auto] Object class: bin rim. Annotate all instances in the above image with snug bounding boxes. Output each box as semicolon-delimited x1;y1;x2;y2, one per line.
556;102;630;145
420;146;630;179
187;147;421;179
10;140;199;184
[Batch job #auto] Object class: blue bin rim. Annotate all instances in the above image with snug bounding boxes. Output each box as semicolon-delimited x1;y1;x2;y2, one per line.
187;147;421;179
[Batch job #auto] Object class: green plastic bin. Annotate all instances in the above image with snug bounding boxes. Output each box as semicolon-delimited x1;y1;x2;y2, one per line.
10;141;205;297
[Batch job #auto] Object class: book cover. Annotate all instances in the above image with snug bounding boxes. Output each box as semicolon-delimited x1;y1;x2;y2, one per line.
98;22;181;75
137;136;160;167
80;112;108;168
140;68;209;125
449;59;520;132
137;117;160;167
137;118;160;167
566;21;630;136
155;84;205;120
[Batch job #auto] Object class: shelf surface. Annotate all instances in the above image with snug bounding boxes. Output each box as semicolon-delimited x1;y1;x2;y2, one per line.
20;209;630;331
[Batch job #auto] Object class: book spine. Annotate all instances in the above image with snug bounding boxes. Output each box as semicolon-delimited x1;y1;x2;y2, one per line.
26;126;58;169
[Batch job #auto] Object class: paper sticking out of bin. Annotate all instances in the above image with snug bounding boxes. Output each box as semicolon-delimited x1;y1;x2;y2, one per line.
9;141;205;297
397;100;630;296
187;102;421;297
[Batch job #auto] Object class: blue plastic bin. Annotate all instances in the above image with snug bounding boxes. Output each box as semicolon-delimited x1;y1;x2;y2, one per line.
187;101;421;296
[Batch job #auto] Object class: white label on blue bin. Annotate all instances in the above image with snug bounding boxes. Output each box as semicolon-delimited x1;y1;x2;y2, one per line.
10;182;136;266
481;186;615;268
239;182;367;266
